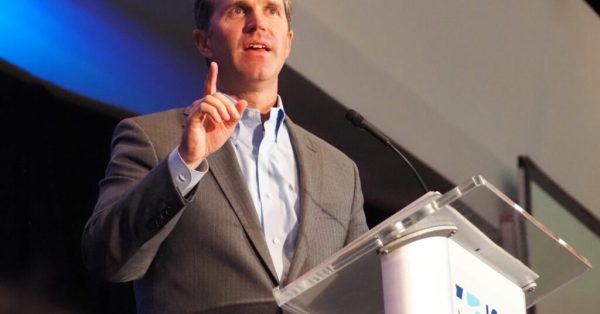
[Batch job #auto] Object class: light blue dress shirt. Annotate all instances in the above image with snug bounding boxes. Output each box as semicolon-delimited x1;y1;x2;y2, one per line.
168;95;299;281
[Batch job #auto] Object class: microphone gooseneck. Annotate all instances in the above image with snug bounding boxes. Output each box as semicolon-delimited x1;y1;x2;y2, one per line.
345;109;429;194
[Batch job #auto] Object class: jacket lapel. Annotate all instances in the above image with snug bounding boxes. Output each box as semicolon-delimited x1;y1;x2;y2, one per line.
182;108;279;283
284;118;323;283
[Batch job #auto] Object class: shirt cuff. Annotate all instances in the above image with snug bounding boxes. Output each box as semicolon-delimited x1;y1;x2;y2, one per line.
168;147;208;196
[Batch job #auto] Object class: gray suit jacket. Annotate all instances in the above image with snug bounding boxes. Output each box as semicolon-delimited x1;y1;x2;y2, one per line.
82;106;368;313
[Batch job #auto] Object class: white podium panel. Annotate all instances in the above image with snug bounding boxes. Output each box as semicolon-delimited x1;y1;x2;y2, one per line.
381;236;526;314
448;239;525;314
381;236;453;314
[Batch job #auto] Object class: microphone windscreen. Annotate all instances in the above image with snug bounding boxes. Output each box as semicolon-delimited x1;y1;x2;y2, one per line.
345;109;364;127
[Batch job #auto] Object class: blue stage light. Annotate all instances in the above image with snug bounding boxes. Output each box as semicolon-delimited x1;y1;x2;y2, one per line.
0;0;201;114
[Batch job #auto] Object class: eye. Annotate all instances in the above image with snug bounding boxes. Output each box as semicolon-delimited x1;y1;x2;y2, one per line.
267;7;280;16
229;6;245;16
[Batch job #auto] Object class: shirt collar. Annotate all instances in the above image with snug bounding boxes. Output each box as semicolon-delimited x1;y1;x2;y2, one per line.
227;94;287;144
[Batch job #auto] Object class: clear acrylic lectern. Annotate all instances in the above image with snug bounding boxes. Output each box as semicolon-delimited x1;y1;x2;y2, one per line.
273;176;592;314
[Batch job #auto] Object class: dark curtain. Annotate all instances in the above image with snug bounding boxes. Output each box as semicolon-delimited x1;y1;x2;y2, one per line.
0;59;135;314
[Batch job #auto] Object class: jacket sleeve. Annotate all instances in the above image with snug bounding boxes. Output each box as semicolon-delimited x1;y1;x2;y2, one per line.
82;118;191;282
344;162;369;245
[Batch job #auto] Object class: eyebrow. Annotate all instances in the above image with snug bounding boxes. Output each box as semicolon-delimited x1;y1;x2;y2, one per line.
264;0;284;9
225;0;284;11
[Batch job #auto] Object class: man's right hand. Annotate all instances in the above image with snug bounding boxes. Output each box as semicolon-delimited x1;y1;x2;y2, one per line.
178;62;247;169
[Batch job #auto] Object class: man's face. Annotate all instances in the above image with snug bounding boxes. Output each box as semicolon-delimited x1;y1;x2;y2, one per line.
198;0;293;87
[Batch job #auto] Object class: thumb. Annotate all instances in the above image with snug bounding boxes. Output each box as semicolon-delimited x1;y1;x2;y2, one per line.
236;100;248;116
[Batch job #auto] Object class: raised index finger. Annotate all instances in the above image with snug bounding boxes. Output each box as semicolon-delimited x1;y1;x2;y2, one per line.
204;61;218;96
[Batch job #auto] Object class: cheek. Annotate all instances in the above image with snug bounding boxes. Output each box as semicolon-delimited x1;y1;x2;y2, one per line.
212;28;238;49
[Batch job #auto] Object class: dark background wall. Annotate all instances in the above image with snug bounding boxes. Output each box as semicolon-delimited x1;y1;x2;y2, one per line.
1;60;135;313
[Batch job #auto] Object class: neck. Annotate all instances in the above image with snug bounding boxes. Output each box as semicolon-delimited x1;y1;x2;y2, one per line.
218;79;279;114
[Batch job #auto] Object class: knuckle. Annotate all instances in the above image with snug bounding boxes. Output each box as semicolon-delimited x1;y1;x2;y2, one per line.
191;99;203;110
204;95;216;103
206;106;219;115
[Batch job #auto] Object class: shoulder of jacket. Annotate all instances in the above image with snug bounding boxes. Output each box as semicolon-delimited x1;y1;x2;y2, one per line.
126;107;185;126
288;120;355;166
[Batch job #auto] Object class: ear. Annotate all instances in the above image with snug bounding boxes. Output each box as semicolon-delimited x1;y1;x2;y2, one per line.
193;29;213;59
284;30;294;58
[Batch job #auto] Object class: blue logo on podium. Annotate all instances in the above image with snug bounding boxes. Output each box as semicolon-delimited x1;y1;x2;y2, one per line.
455;284;499;314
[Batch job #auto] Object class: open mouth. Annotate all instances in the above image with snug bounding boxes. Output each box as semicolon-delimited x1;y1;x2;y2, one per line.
245;43;272;52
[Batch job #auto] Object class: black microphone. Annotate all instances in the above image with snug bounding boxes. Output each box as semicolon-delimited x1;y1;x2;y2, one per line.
346;109;429;194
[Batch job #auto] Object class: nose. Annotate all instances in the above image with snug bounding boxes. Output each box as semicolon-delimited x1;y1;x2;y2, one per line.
244;11;267;33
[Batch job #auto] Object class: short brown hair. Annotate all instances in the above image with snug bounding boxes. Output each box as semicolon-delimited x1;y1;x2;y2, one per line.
194;0;293;31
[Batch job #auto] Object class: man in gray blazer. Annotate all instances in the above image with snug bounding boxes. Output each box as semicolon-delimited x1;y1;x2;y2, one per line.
82;0;368;313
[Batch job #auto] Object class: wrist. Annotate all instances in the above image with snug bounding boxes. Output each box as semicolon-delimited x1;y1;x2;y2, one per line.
177;146;206;170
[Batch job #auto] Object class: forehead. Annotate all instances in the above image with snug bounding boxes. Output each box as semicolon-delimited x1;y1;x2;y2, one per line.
212;0;286;10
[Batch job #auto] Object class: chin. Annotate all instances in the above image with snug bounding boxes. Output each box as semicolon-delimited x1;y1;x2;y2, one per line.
241;68;278;82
